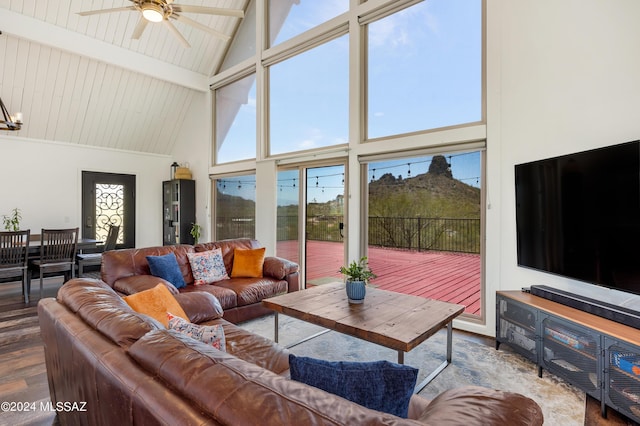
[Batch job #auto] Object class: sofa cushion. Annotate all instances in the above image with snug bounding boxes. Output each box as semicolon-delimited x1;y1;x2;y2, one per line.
114;275;179;296
173;291;224;323
146;253;186;289
416;386;544;426
101;245;195;288
127;330;420;425
187;248;228;285
289;355;418;418
216;319;290;374
167;313;226;351
214;277;288;307
57;278;162;348
124;284;189;327
178;283;238;310
231;247;266;278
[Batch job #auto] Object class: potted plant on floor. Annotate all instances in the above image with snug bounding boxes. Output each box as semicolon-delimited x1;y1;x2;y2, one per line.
339;256;377;304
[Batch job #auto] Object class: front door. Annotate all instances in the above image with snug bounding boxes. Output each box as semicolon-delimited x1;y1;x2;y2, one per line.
81;171;135;248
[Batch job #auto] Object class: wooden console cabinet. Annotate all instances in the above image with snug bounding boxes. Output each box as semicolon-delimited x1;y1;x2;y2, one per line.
497;291;640;422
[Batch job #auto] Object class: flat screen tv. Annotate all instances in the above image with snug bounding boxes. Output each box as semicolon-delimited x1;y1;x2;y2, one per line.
515;140;640;296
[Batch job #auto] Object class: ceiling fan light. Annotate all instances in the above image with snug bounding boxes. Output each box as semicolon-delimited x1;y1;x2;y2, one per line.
141;3;164;22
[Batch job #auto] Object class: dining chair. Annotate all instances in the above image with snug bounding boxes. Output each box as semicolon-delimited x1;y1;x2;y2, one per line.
30;228;78;300
76;224;119;276
0;230;30;303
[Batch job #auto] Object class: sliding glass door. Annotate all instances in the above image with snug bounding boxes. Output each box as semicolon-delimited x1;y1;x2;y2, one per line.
277;163;346;288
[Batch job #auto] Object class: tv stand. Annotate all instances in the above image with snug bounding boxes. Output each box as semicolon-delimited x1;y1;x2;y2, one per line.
497;291;640;423
530;285;640;329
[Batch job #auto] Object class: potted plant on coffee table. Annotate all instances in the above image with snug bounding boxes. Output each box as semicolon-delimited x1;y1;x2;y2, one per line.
339;256;377;304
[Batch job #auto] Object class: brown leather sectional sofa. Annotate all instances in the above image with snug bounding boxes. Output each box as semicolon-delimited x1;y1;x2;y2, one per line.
38;278;544;425
100;238;299;323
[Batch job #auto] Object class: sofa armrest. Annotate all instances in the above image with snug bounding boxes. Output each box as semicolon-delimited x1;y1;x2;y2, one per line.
263;256;298;279
174;292;224;324
263;256;300;293
114;275;179;296
417;386;543;426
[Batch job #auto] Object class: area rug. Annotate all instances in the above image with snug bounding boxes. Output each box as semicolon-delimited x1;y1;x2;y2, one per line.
240;314;585;425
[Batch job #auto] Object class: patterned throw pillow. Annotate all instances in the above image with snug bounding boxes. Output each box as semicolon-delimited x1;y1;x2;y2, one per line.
167;313;226;352
187;248;229;286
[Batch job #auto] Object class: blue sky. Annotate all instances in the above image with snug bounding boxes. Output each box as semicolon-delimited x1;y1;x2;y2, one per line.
217;0;482;204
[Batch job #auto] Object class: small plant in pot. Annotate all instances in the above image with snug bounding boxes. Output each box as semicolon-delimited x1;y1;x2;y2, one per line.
2;208;22;231
190;223;201;244
339;256;377;304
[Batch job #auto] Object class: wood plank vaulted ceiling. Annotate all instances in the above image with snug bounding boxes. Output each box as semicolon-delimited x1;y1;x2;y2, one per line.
0;0;246;155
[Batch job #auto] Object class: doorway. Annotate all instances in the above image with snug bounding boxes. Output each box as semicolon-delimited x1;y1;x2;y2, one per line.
277;163;346;288
81;171;135;248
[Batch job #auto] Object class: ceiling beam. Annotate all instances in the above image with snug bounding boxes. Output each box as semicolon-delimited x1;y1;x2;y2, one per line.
0;9;208;92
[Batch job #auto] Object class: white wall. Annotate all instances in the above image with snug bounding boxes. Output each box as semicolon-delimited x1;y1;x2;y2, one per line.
171;90;212;242
0;134;169;247
485;0;640;334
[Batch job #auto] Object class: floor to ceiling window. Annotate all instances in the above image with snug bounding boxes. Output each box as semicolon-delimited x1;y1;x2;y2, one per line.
364;150;483;318
210;0;484;321
213;173;256;240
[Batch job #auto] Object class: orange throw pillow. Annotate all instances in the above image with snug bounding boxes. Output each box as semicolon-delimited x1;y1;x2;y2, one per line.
124;284;189;327
230;247;266;278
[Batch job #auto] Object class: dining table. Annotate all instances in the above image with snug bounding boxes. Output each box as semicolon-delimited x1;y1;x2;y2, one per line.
26;234;102;259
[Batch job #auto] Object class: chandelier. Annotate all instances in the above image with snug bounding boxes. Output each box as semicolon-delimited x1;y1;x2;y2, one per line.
0;97;23;131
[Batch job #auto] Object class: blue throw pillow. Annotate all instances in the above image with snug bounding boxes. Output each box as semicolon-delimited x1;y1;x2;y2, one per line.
146;253;186;289
288;355;418;418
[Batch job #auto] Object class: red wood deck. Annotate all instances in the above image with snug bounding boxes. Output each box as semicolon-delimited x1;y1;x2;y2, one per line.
277;241;481;317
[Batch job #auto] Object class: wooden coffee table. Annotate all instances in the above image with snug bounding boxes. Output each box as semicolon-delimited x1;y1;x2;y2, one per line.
262;282;465;392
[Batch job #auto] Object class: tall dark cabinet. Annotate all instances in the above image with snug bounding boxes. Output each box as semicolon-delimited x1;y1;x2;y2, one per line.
163;179;195;245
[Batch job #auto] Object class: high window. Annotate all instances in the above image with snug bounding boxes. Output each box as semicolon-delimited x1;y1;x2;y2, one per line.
269;0;349;46
367;0;482;139
214;74;257;164
269;35;349;156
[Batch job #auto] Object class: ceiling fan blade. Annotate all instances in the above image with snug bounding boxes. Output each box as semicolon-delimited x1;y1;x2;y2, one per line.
163;20;191;48
77;6;136;17
131;17;149;40
173;14;230;41
172;5;244;18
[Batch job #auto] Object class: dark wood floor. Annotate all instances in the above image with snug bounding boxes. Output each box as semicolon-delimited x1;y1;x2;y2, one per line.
0;279;60;426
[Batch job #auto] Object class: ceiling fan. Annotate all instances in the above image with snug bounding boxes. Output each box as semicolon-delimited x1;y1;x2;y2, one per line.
78;0;244;48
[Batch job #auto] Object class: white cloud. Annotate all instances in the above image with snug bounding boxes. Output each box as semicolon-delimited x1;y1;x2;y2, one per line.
299;139;317;148
367;4;438;48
